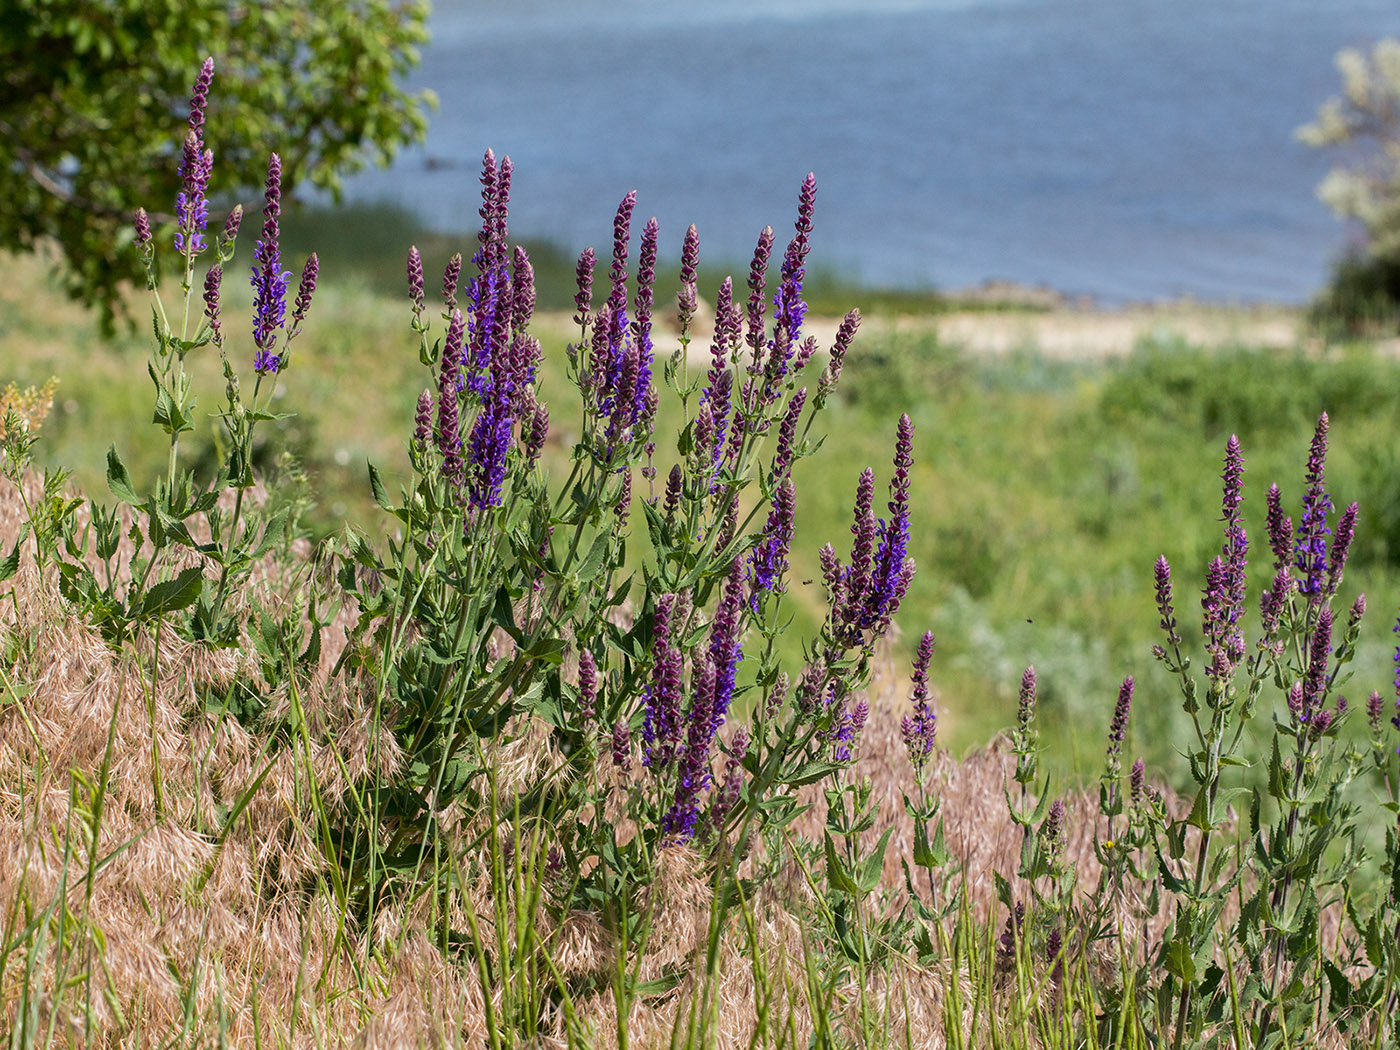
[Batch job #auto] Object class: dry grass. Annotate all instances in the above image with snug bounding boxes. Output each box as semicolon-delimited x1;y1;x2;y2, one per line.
0;468;1372;1049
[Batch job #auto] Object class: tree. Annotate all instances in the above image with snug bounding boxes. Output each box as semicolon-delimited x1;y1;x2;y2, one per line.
1299;40;1400;265
0;0;433;324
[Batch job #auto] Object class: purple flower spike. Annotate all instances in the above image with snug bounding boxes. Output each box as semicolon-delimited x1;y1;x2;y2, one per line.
512;245;536;334
221;205;242;245
608;191;637;316
707;728;748;840
900;630;938;770
203;264;223;344
1260;567;1292;641
187;58;214;135
1220;434;1244;525
1043;798;1065;857
863;415;915;629
612;720;631;772
413;389;433;449
174;137;213;257
466;386;514;510
1018;666;1037;732
678;223;700;328
1393;614;1400;704
772;387;807;479
443;253;463;314
614;469;633;528
747;478;797;606
642;594;682;770
844;468;877;608
436;309;466;486
745;226;775;359
632;217;659;418
134;208;152;248
817;309;860;405
708;560;746;728
1299;606;1334;721
1349;592;1367;629
251;154;292;373
662;464;683;520
773;173;816;345
1154;556;1180;645
578;648;597;724
525;402;549;466
1130;758;1145;805
1107;676;1133;760
1327;501;1358;595
1366;691;1383;733
407;246;425;316
573;247;595;327
475;149;498;250
1295;413;1333;597
1266;484;1292;570
173;60;215;260
290;253;318;334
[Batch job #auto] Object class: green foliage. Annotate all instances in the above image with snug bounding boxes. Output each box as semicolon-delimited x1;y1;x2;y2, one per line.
0;0;432;326
1299;38;1400;333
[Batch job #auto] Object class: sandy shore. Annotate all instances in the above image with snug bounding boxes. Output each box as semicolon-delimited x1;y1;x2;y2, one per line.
540;300;1312;364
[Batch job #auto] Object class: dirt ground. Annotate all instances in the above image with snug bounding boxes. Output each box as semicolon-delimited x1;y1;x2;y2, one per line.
542;299;1315;364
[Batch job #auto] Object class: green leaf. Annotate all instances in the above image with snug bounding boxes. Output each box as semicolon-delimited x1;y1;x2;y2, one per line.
368;461;393;511
824;832;859;896
105;446;139;505
1165;937;1197;983
1186;782;1213;831
576;530;611;586
0;529;24;583
856;827;894;894
140;567;205;620
522;637;568;665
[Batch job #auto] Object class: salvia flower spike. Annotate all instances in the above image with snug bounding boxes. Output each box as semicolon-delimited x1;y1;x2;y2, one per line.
900;630;938;772
1295;412;1333;597
251;153;291;373
773;173;815;348
407;246;425;318
174;58;215;260
203;265;223;345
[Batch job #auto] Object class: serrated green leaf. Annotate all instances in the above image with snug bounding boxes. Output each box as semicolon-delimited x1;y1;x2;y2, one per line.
106;446;140;505
0;534;22;583
576;530;611;586
1164;937;1197;982
140;566;205;619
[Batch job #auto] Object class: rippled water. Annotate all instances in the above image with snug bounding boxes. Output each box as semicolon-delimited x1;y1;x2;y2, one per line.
342;0;1400;302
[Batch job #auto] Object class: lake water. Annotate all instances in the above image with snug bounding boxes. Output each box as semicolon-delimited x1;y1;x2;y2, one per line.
341;0;1400;303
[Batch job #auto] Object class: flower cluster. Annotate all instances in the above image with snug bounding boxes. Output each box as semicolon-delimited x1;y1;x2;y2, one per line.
251;154;292;372
822;414;916;646
1294;413;1333;597
900;630;937;772
408;151;545;509
174;59;215;259
747;479;796;606
642;565;747;845
1201;435;1248;680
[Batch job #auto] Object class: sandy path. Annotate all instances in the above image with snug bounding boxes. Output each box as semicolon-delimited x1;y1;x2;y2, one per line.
540;302;1308;364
